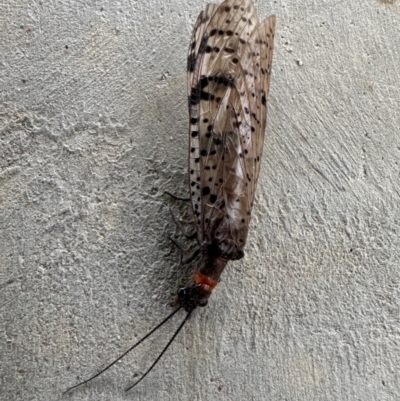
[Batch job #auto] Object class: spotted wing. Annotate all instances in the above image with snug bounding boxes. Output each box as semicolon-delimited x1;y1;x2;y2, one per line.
188;0;275;253
229;15;276;249
187;3;219;99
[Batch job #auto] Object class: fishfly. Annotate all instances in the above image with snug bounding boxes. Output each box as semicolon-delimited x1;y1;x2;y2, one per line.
64;0;275;394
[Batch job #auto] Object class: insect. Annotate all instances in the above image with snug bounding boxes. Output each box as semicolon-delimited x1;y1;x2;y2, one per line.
64;0;275;394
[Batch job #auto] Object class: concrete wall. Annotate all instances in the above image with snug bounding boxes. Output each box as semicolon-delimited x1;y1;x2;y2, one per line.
1;1;399;400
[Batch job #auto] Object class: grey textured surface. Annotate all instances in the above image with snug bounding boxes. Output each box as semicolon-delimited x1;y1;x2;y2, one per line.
1;1;399;400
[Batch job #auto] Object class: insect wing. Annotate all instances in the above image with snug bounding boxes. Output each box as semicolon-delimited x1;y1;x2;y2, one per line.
187;3;219;97
188;0;275;251
242;15;276;208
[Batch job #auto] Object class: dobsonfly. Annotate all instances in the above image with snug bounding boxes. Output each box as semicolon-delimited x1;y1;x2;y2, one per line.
64;0;275;394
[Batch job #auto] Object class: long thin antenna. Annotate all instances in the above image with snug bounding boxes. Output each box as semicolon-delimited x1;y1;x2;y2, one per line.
63;306;182;395
125;310;193;392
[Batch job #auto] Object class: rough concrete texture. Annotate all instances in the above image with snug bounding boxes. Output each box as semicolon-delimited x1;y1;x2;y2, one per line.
0;0;399;400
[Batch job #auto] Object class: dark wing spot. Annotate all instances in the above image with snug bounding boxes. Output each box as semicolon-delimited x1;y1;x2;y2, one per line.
187;53;196;72
190;90;199;105
199;36;208;53
210;194;217;203
200;91;215;100
200;76;209;88
202;187;210;196
262;95;266;106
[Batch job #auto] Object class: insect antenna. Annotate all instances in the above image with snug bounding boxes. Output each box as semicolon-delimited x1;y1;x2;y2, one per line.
63;306;183;395
125;309;193;391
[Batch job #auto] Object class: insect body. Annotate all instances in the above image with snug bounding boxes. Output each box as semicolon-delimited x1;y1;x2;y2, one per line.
64;0;275;394
180;0;275;311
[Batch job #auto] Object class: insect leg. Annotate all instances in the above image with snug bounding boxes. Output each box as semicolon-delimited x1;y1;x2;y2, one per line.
164;191;190;202
168;237;200;265
168;207;196;240
182;248;200;265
